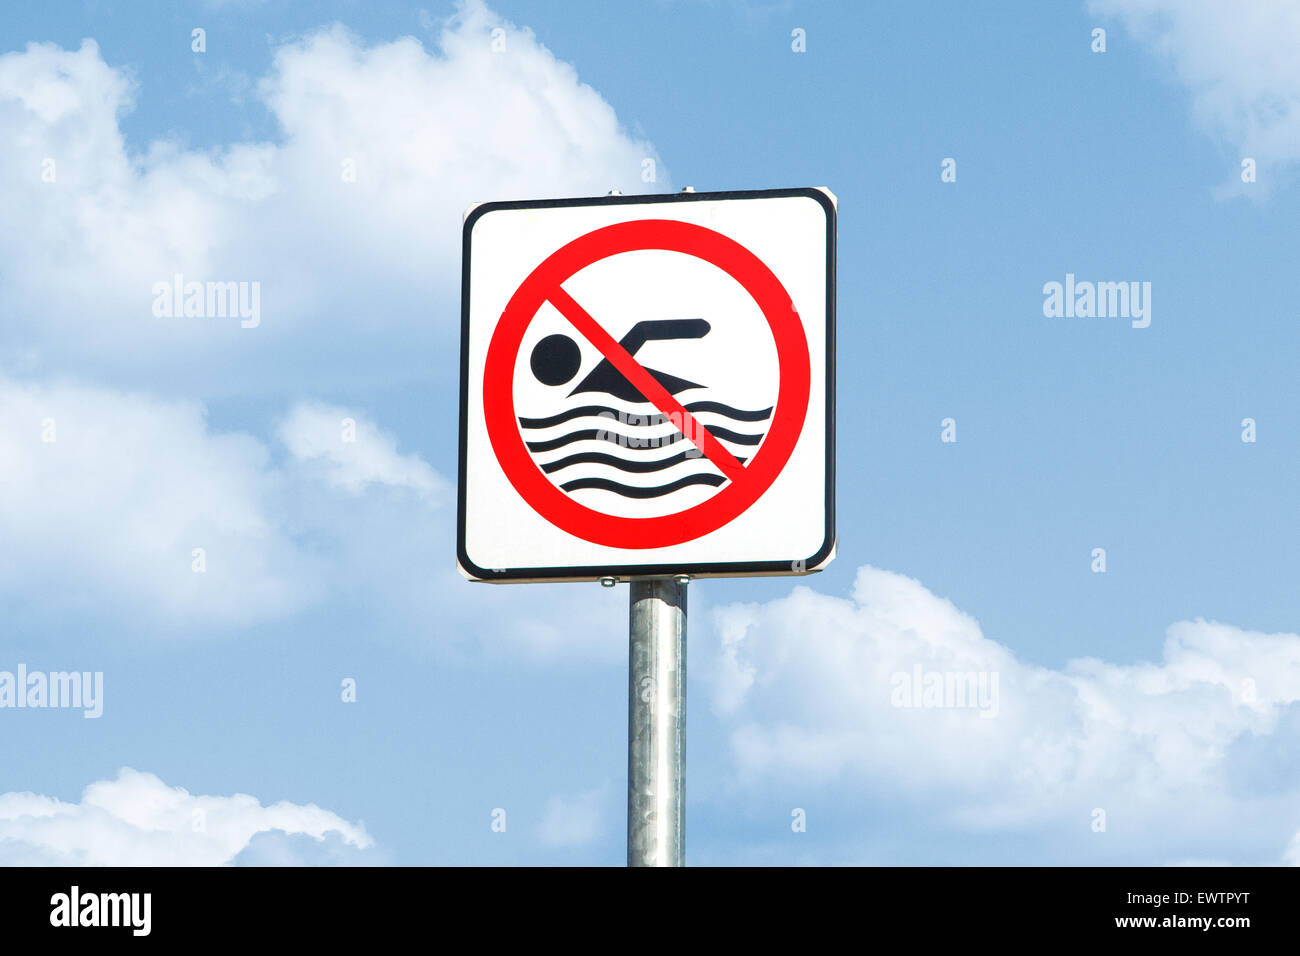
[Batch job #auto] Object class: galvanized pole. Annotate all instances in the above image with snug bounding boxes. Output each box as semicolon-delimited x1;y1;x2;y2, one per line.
627;575;688;866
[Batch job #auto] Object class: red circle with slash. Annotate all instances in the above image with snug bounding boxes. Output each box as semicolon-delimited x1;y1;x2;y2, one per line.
483;218;810;549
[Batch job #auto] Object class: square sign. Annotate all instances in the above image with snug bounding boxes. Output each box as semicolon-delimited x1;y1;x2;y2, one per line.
457;187;835;582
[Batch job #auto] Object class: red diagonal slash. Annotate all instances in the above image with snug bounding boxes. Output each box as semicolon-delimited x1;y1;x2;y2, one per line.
547;284;747;484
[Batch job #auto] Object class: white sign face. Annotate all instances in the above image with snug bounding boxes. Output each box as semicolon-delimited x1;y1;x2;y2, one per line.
457;187;835;582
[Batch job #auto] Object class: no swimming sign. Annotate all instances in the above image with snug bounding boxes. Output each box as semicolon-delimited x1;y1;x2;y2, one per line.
458;187;835;582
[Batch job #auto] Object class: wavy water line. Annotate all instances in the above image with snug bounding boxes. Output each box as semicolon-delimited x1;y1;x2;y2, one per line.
539;450;749;475
526;428;686;453
526;425;764;454
560;473;727;498
518;401;773;430
684;401;773;422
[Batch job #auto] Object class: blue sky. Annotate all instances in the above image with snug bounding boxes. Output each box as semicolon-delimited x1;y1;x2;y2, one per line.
0;0;1298;865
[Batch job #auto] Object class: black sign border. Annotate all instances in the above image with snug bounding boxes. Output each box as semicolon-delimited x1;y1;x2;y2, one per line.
457;186;836;583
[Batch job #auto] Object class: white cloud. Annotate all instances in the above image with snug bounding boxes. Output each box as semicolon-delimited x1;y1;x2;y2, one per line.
711;565;1300;862
1089;0;1300;191
0;377;318;628
278;401;446;499
0;0;663;390
0;768;373;865
0;377;456;632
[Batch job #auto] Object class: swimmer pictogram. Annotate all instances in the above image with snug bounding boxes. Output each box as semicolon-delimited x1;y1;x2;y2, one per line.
518;318;772;500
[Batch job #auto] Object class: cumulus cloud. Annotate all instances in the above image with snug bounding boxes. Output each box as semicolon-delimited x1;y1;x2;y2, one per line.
1089;0;1300;192
0;768;373;865
0;0;663;390
0;377;318;628
0;377;446;633
711;565;1300;862
278;401;446;499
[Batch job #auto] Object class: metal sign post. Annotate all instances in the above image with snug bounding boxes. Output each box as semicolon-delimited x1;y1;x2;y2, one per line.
627;576;688;866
